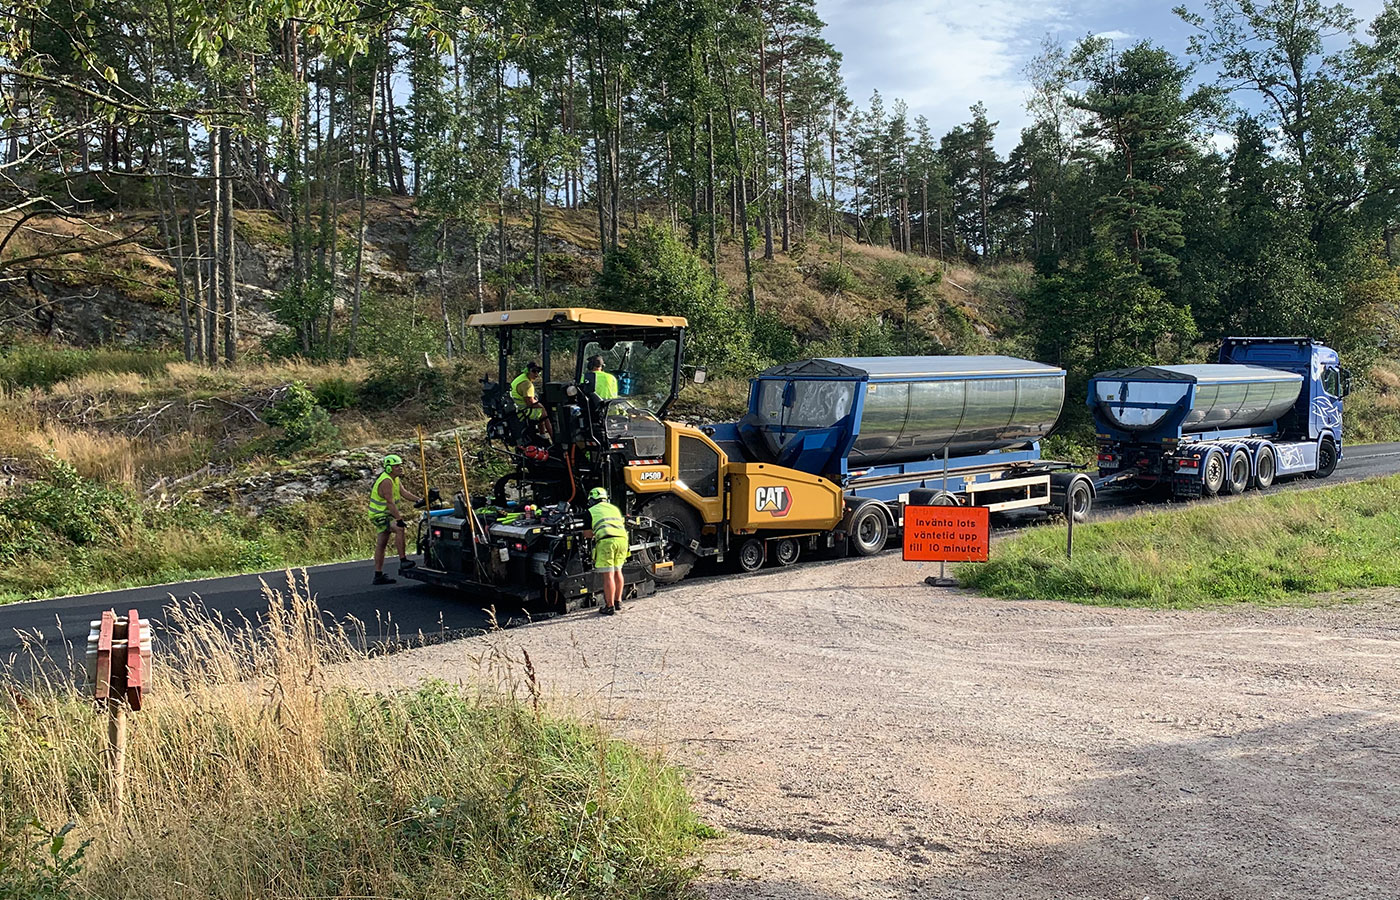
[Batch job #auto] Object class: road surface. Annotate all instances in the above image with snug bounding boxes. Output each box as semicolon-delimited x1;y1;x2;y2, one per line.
5;441;1400;665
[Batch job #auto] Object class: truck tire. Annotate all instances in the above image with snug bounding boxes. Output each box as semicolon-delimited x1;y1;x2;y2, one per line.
774;537;801;567
1066;477;1093;523
636;495;701;584
1224;448;1251;494
846;502;890;557
1254;446;1277;489
908;488;960;506
1202;450;1226;497
1315;439;1337;478
736;538;765;573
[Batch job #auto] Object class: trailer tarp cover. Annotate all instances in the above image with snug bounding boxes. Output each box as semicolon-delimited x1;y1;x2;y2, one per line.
1091;364;1303;433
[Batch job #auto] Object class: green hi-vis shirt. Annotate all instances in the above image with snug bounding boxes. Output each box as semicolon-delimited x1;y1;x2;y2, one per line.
589;370;619;400
368;471;401;516
588;501;627;540
510;371;536;411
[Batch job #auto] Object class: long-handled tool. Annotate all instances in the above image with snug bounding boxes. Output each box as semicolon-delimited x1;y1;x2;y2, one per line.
416;426;432;506
454;431;484;570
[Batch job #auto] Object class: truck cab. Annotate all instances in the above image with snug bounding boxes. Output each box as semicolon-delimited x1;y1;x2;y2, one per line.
1217;337;1347;453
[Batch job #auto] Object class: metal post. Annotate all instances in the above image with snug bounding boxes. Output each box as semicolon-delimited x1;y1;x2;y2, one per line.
1065;489;1075;561
940;447;950;583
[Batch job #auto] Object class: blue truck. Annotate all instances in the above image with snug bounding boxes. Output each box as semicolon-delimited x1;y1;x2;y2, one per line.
1089;337;1349;497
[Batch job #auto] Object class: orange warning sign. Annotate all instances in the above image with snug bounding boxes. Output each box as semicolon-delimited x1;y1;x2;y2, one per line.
902;506;989;562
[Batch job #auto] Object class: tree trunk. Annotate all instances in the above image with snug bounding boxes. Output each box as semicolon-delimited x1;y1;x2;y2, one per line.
345;59;379;361
220;125;237;365
719;38;757;316
438;223;455;357
206;127;221;366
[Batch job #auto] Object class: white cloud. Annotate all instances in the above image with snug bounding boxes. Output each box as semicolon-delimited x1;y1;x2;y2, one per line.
1092;29;1133;41
817;0;1115;149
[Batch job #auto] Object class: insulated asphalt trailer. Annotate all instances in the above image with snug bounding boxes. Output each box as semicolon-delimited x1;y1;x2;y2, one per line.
1090;337;1349;497
712;355;1097;565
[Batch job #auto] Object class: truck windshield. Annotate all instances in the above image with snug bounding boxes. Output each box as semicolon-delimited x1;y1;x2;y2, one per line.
580;338;678;412
755;379;857;430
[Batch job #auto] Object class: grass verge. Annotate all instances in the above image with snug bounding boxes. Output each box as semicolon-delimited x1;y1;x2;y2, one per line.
962;475;1400;607
0;460;375;603
0;578;705;899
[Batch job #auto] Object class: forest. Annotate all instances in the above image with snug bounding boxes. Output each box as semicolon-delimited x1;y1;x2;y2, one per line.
1;0;1398;378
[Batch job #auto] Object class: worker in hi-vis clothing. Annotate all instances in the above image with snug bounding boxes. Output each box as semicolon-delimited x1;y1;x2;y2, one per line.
584;486;628;615
368;454;421;585
584;354;619;400
510;361;552;438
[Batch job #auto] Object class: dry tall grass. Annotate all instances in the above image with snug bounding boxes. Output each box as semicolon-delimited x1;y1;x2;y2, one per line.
0;573;701;899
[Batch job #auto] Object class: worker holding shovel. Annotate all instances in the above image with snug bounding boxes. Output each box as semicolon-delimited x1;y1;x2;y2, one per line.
368;454;422;585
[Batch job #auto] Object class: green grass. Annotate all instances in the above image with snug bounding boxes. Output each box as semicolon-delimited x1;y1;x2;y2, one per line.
0;344;176;392
963;475;1400;607
1;583;705;899
0;463;377;603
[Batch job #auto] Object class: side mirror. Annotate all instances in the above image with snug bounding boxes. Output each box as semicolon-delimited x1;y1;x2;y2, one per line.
1341;368;1353;398
692;367;707;385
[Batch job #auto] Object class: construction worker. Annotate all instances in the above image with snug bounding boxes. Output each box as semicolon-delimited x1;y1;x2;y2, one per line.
510;361;552;438
368;453;421;585
584;486;628;615
583;354;619;400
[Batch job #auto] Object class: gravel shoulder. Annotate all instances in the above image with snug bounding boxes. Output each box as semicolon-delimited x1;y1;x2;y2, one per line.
348;556;1400;899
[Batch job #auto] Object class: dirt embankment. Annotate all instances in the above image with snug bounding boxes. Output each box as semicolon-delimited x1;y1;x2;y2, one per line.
350;556;1400;899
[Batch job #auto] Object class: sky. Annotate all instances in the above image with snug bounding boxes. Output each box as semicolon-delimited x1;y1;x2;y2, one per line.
815;0;1390;151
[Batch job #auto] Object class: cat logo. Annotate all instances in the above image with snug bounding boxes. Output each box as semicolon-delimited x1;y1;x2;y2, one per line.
754;485;792;518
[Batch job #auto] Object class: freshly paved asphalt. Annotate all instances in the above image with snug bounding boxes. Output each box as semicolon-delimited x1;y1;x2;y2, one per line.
4;441;1400;665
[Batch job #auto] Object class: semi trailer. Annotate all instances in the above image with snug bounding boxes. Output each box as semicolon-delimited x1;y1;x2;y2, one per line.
401;307;1094;610
1089;337;1349;497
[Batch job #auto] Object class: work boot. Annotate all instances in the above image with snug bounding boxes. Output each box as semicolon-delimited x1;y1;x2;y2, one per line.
373;572;396;585
398;558;417;571
599;605;615;616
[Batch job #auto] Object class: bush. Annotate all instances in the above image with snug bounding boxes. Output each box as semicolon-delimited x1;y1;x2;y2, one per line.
0;459;134;560
264;382;339;454
311;377;357;411
815;262;858;294
358;358;449;411
0;819;88;900
598;226;761;376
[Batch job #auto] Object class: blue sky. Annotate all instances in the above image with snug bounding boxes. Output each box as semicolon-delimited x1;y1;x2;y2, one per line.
815;0;1389;150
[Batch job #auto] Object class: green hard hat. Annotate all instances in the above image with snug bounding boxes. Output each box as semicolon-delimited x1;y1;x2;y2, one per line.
587;486;609;503
383;453;404;470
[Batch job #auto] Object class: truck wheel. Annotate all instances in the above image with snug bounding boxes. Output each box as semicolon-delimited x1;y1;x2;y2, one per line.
1315;440;1337;478
1067;478;1093;523
1223;449;1251;494
846;502;890;557
636;495;701;584
1255;446;1277;489
774;538;801;567
1202;450;1226;497
736;538;765;573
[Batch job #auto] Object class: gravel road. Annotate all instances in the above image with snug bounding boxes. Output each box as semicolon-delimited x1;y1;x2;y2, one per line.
349;554;1400;900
